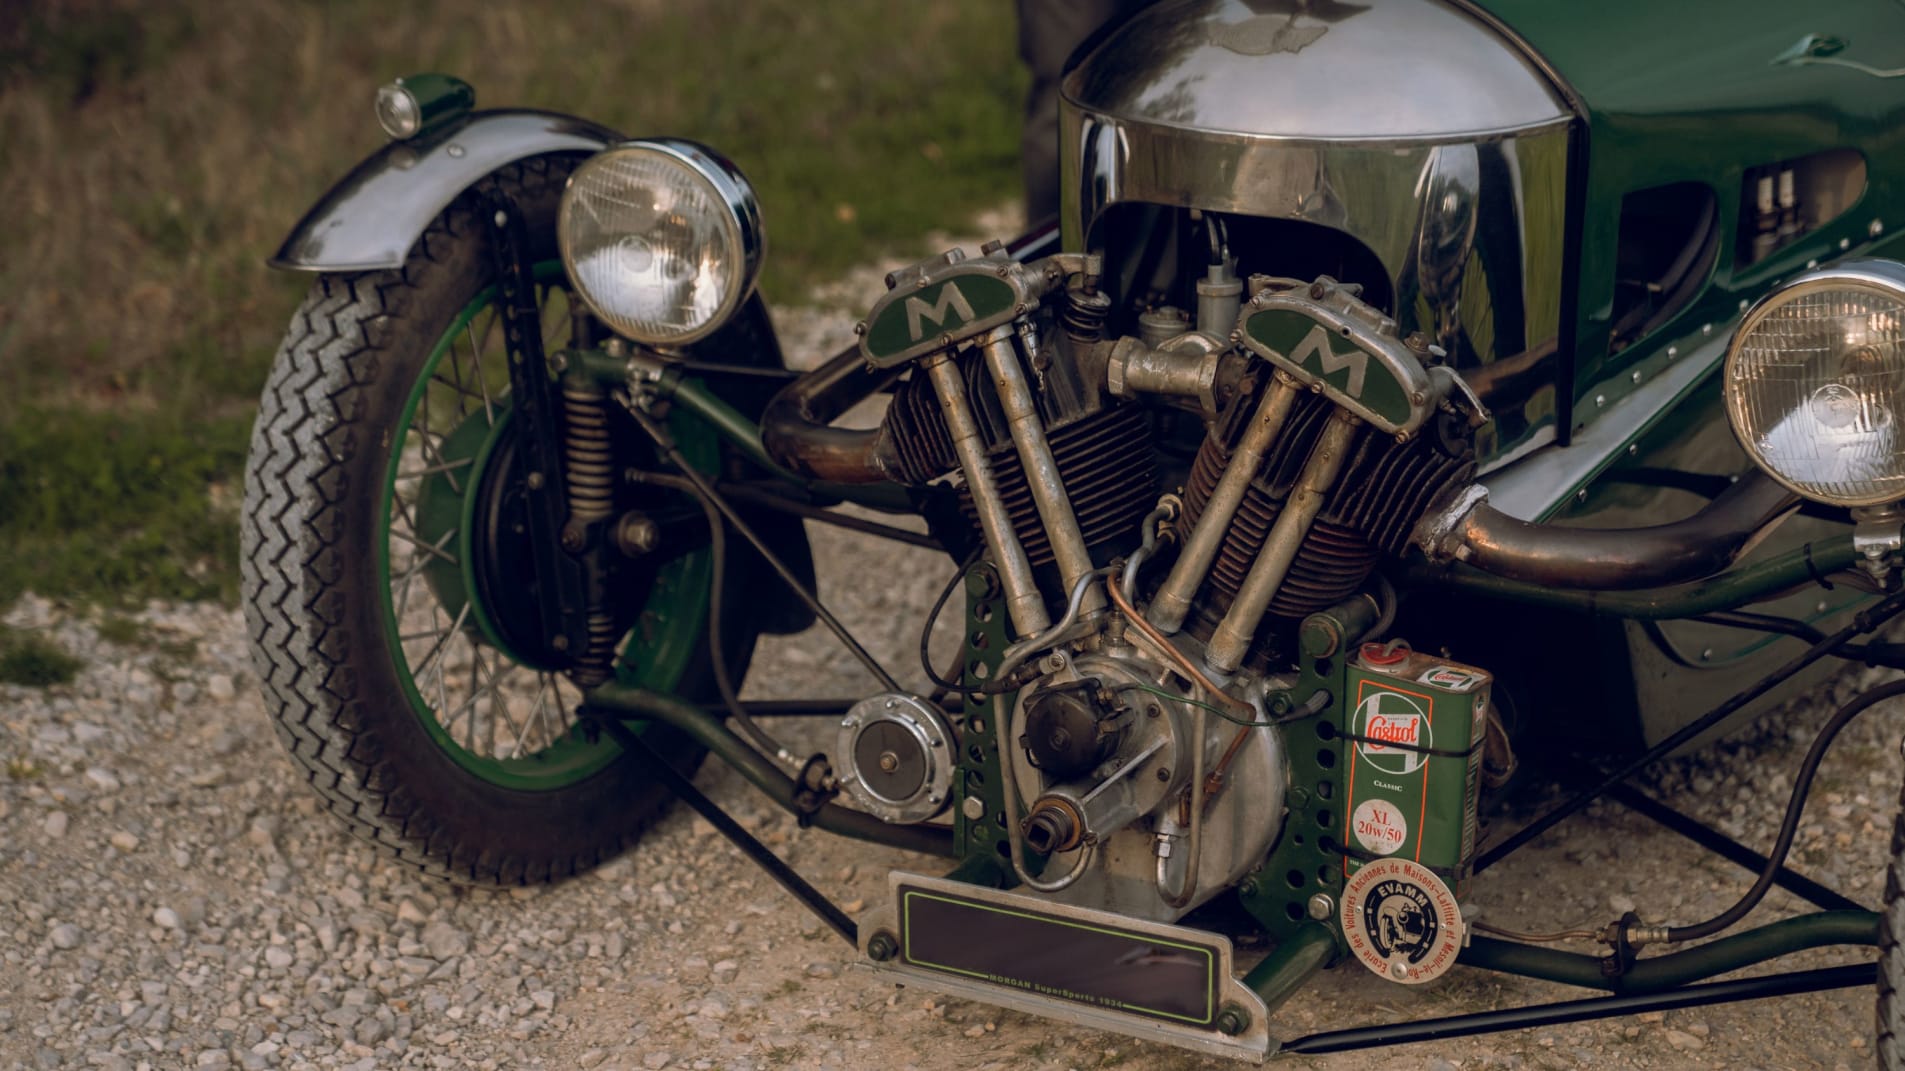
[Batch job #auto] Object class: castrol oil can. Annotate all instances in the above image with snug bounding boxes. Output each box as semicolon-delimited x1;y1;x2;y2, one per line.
1341;644;1491;896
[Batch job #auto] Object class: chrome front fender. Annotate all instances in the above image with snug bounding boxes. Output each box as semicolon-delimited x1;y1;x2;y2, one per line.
268;109;621;272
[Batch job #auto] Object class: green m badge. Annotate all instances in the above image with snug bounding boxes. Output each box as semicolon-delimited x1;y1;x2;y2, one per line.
1242;306;1418;431
861;273;1019;367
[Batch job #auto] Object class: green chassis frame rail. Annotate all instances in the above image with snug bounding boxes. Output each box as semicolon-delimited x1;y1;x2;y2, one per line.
566;342;1896;1055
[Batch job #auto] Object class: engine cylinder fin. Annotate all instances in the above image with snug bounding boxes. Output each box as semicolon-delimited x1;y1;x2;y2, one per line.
957;403;1159;568
887;372;958;485
1174;377;1469;646
1327;431;1475;556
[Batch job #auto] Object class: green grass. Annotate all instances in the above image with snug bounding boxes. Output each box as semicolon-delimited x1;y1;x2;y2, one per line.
0;0;1024;606
0;625;85;687
0;406;249;604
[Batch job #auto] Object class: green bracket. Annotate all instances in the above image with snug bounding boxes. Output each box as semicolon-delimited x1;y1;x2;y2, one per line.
952;563;1014;875
1236;651;1351;954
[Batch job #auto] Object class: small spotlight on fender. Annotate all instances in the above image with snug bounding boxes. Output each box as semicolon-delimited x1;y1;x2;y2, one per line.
374;82;420;139
373;74;475;142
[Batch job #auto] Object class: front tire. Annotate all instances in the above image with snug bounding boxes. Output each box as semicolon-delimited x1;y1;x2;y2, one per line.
1881;779;1905;1066
242;157;744;886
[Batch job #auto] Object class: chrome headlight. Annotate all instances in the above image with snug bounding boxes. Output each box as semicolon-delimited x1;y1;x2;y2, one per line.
557;140;763;347
1724;259;1905;507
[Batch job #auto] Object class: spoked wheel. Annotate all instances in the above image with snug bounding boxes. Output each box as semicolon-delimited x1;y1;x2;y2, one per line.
243;157;751;885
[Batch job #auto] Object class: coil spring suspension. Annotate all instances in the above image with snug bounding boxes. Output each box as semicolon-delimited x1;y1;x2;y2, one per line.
560;377;619;687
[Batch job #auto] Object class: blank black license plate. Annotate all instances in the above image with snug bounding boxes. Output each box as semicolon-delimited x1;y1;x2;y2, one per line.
896;882;1221;1027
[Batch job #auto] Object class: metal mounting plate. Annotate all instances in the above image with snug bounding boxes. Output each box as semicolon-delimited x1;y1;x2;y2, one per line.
859;872;1272;1062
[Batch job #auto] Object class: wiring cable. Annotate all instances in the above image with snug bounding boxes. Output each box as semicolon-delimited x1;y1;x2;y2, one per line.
1664;677;1905;942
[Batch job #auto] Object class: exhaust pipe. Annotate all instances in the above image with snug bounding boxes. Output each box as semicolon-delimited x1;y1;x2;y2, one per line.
759;344;907;484
1420;471;1800;590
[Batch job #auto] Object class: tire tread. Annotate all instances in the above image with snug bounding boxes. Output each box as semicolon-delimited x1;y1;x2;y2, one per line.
241;159;677;887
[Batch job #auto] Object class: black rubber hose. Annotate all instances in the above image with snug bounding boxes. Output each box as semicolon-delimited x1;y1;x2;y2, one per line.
919;552;979;696
693;488;800;768
1666;677;1905;942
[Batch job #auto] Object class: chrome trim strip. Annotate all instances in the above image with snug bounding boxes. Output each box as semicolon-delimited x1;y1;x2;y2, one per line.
1483;329;1733;522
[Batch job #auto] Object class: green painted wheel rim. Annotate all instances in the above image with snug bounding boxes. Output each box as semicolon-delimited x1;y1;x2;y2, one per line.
375;267;718;790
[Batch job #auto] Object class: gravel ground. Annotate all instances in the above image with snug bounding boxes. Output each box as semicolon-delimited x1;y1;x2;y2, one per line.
2;228;1899;1070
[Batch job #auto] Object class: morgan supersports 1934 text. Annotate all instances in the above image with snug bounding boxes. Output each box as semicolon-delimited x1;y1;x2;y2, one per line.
247;0;1905;1060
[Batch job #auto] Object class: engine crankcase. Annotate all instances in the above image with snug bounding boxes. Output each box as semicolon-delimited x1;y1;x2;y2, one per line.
1010;647;1287;923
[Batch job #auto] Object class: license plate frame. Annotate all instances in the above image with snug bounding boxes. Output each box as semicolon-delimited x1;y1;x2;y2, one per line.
860;873;1273;1062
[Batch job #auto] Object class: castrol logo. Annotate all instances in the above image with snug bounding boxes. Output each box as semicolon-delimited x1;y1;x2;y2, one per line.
1355;690;1431;775
1365;714;1420;750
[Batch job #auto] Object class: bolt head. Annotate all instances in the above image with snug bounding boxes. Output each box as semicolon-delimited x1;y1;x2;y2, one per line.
866;931;900;962
1215;1003;1251;1037
962;797;985;821
1306;893;1334;921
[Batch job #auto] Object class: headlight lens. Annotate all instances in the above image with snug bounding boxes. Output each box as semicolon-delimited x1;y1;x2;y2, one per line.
1725;260;1905;507
557;141;763;347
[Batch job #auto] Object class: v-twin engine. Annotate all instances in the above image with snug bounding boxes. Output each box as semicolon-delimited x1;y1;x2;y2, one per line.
808;240;1490;924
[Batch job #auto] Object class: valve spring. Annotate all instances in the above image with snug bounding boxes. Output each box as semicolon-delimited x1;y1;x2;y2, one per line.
561;383;616;524
1060;288;1112;343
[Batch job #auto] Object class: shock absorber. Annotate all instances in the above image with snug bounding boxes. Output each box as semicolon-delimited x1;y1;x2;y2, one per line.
560;372;619;687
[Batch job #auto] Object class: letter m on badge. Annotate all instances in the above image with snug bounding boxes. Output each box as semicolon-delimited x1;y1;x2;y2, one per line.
1291;324;1367;398
905;282;976;341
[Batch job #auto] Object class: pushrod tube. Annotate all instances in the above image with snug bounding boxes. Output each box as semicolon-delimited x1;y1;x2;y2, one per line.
923;349;1051;636
1207;411;1361;672
1150;372;1302;634
980;325;1103;616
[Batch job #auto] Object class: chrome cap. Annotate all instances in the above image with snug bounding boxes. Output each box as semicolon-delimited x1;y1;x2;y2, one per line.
1064;0;1568;142
1058;0;1575;467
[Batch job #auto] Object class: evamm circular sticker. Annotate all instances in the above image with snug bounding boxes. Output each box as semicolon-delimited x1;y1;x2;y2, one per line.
1339;858;1463;984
